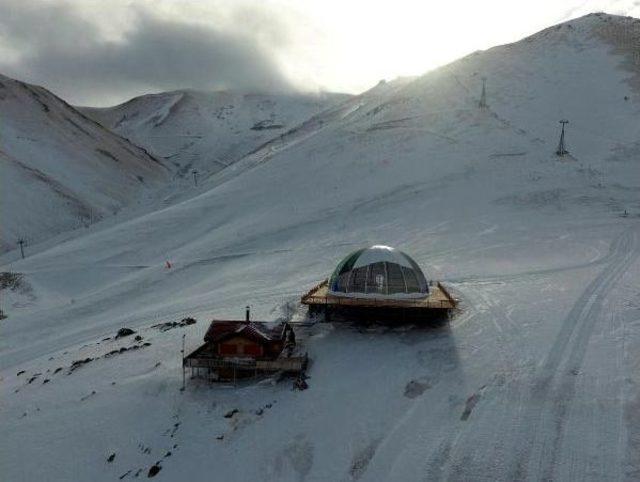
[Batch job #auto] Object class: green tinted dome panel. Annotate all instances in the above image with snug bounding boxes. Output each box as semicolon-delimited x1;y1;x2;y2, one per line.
329;245;429;298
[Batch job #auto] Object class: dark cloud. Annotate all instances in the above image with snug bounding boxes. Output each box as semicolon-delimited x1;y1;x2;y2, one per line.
0;1;294;106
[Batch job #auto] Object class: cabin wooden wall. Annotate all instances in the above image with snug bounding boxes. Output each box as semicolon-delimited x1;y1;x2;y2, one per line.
218;336;264;357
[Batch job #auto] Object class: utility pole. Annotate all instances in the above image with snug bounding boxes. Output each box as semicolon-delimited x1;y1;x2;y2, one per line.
192;169;199;187
556;120;569;156
17;238;25;259
479;77;488;109
180;333;186;392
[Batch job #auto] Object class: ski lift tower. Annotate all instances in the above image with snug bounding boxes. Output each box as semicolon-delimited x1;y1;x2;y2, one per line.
479;77;488;109
556;120;569;156
17;238;25;259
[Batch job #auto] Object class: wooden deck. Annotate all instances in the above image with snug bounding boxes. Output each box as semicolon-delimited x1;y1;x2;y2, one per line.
184;352;308;372
301;279;457;310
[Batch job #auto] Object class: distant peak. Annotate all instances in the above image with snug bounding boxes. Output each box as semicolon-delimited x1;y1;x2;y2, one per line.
507;11;640;49
553;11;639;30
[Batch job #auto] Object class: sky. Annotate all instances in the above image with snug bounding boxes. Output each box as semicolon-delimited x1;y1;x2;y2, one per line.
0;0;638;106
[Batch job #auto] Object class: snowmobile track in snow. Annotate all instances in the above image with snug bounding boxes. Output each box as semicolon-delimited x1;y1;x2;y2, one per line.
513;226;639;480
421;226;639;481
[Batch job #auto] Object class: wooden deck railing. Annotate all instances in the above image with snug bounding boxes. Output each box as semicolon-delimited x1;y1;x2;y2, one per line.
437;282;457;306
184;353;308;372
300;280;457;309
301;279;329;303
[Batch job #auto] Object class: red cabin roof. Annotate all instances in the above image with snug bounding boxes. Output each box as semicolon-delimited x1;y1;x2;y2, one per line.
204;320;284;345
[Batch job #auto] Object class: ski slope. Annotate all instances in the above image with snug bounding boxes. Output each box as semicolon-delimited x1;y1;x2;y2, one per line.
1;13;640;481
0;74;169;252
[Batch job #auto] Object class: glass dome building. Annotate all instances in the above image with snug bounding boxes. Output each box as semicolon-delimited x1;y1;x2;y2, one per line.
328;245;429;299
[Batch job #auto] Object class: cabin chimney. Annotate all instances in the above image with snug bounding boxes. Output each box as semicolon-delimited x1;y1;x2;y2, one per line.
245;306;250;323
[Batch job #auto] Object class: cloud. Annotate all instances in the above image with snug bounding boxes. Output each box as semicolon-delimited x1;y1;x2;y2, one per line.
0;0;295;106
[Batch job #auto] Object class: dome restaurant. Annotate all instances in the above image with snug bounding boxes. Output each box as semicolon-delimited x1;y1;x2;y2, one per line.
301;245;457;323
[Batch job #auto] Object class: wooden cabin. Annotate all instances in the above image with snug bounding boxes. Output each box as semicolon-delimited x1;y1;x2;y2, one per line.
203;320;288;358
183;318;306;382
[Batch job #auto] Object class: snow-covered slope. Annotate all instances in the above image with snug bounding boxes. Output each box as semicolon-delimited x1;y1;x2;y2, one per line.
2;13;640;481
82;90;350;179
0;74;169;252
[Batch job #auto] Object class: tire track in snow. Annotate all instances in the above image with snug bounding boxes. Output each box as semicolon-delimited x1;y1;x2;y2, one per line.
419;288;522;481
422;227;638;481
513;226;638;480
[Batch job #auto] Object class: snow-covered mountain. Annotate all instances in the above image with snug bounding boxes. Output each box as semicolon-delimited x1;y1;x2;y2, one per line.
2;13;640;482
82;90;350;179
0;73;169;252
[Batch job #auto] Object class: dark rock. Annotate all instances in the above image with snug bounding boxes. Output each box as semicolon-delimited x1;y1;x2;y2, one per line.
151;321;178;332
216;435;224;440
251;120;284;130
42;378;50;384
107;453;116;463
404;380;431;399
134;335;143;341
116;328;136;339
27;373;41;384
69;358;93;373
147;464;161;478
224;409;239;419
294;377;308;390
151;317;196;332
119;470;132;480
461;393;481;421
80;390;96;401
